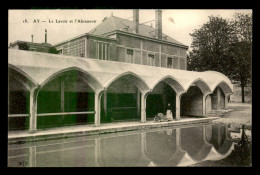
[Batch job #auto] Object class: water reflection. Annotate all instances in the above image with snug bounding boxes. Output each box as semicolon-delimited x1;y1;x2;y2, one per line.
8;123;235;167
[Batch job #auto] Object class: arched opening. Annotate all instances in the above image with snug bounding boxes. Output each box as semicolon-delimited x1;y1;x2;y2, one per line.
181;79;211;117
211;86;226;110
181;85;203;117
146;82;176;119
102;73;149;123
8;67;33;130
205;95;212;114
37;70;97;129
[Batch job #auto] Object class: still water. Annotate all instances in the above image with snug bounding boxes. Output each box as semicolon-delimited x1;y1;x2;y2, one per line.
8;123;235;167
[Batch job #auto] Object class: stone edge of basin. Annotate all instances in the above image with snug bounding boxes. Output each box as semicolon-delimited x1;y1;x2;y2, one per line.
8;117;219;144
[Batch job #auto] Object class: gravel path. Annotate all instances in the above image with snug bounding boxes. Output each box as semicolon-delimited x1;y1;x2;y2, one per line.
212;103;252;129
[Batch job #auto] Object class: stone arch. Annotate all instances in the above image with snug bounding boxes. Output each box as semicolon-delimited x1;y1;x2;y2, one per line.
180;78;211;117
212;81;233;95
37;67;103;129
147;75;184;119
104;71;150;92
103;71;150;122
8;65;36;130
40;66;104;92
151;75;185;94
8;64;36;91
186;78;211;94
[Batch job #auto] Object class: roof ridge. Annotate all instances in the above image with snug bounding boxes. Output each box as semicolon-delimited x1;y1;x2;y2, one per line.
110;15;185;45
89;16;111;33
112;15;154;29
111;16;117;30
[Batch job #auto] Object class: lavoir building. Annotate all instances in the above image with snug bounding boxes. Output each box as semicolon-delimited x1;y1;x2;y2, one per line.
8;10;233;132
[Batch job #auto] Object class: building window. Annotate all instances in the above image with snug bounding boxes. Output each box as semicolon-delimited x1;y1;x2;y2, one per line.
167;57;173;68
97;42;108;60
147;54;155;66
58;49;63;55
126;49;133;63
62;39;85;57
63;44;69;55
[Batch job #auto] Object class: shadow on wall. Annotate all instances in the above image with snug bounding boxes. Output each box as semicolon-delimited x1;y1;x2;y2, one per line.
181;86;203;117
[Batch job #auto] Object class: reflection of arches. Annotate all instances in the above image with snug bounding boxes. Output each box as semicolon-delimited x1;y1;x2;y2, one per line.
144;129;177;165
180;126;212;162
204;124;234;157
205;125;213;142
99;134;142;167
166;148;190;166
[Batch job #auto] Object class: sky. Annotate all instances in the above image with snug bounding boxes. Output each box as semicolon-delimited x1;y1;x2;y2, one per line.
8;9;252;49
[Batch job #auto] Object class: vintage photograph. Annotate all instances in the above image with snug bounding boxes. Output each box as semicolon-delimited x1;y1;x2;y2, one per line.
8;9;252;167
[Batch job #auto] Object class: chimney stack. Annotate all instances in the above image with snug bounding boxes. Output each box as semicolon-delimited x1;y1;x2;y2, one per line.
31;35;33;43
133;9;139;34
45;29;47;43
155;9;162;40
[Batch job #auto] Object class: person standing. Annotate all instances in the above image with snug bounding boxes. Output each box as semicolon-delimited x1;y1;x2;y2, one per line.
166;103;173;121
227;95;230;103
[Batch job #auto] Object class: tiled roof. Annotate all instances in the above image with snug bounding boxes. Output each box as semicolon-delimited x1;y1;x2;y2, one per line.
89;16;187;47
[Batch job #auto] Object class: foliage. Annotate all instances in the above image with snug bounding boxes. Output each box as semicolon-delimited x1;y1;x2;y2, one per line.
48;47;59;54
188;13;252;103
18;42;29;50
229;14;252;102
224;125;251;166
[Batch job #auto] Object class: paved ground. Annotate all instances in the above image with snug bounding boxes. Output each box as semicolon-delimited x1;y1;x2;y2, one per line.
9;102;251;143
8;117;218;143
213;102;252;129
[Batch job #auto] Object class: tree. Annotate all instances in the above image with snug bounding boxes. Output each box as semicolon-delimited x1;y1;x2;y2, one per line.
188;14;252;103
188;16;234;74
48;47;59;54
18;42;29;50
229;13;252;103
